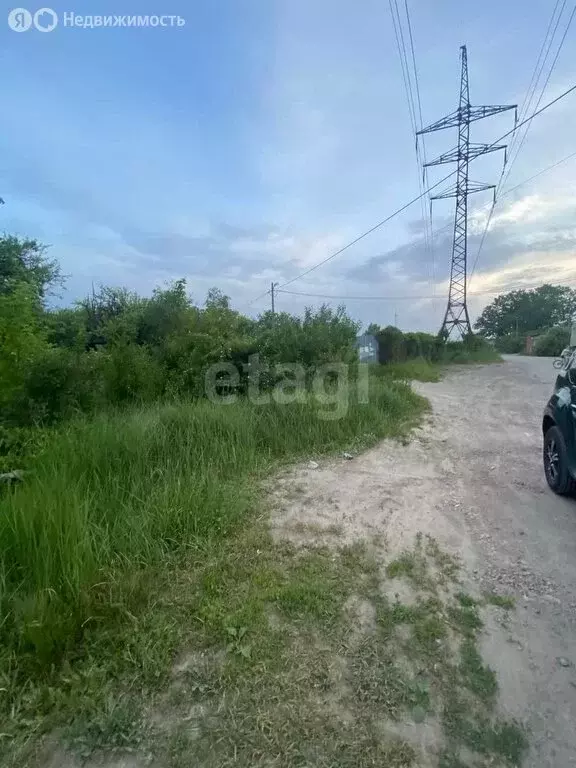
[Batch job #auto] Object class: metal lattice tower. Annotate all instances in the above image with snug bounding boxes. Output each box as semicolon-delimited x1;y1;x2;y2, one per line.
417;46;516;339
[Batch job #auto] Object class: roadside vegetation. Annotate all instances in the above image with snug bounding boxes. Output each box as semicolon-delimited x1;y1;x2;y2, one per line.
364;325;501;374
473;284;576;356
1;234;525;765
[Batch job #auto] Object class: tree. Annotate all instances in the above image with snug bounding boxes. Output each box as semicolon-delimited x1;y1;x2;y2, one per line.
0;235;62;301
79;285;142;348
0;282;49;410
474;284;576;338
365;323;381;336
375;325;405;363
533;326;571;357
205;287;230;310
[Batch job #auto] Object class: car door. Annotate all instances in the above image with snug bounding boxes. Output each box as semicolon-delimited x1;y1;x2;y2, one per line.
568;363;576;476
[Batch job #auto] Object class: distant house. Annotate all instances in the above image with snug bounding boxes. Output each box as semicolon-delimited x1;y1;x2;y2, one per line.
355;333;379;363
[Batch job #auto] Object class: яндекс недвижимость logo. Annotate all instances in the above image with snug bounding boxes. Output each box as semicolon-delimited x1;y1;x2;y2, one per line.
7;8;186;30
8;7;58;31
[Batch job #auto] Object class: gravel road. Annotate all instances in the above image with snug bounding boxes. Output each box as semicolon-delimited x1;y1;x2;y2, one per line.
417;356;576;768
273;356;576;766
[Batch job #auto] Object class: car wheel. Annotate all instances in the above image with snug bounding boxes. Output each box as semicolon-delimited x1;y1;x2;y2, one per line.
544;426;576;495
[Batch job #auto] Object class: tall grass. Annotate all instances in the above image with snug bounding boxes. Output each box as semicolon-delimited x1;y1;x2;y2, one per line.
370;359;441;382
442;342;501;364
0;376;425;672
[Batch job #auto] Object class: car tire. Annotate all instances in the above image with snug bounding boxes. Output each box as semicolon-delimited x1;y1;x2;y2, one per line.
544;426;576;495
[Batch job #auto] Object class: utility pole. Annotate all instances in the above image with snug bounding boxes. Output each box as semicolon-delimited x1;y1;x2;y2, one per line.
417;45;516;340
270;282;279;315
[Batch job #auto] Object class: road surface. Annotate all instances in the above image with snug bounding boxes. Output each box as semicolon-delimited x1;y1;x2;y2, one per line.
274;355;576;767
418;356;576;767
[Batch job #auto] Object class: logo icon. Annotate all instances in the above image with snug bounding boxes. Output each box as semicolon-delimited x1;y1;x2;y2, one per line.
33;7;57;31
7;7;57;31
8;7;32;31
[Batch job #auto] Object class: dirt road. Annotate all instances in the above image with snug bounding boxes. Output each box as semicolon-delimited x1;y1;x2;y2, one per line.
274;356;576;767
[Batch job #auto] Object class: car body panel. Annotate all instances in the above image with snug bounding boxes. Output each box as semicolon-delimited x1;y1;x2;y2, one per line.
543;368;576;479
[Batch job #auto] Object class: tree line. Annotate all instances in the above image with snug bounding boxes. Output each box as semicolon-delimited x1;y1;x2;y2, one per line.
473;283;576;354
0;235;359;431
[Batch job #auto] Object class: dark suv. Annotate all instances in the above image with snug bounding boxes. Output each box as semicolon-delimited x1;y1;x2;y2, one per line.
543;356;576;495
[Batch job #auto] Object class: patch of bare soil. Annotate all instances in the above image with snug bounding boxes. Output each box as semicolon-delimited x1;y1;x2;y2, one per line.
271;357;576;767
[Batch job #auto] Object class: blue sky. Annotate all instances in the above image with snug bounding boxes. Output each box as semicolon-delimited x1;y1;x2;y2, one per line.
1;0;575;330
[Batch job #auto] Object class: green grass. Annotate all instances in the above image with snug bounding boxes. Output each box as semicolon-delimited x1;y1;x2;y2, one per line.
371;359;441;383
384;541;527;768
0;373;528;768
442;343;502;365
484;592;516;610
369;345;502;385
0;373;427;761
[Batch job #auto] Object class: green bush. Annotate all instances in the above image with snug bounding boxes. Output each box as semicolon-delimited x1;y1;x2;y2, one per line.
97;343;165;405
533;326;570;357
0;425;49;473
1;271;362;427
0;375;424;667
441;336;500;364
6;348;101;425
373;327;498;366
494;334;525;354
375;326;443;363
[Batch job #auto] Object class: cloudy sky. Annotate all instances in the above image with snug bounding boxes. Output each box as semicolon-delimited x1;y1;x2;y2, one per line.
1;0;575;331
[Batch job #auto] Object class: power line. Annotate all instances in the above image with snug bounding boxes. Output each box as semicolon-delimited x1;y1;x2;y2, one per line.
470;7;575;287
404;0;436;295
252;148;576;311
437;148;576;244
425;148;576;285
469;151;576;287
503;0;565;175
276;279;576;302
404;0;425;131
252;150;576;312
417;45;517;339
389;0;418;133
468;201;497;286
247;288;271;307
245;83;576;304
501;148;576;196
500;1;574;193
279;289;437;300
277;170;455;288
278;149;576;309
389;0;435;295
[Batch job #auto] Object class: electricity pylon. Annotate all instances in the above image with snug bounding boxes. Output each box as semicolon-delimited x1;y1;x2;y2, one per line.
417;45;516;339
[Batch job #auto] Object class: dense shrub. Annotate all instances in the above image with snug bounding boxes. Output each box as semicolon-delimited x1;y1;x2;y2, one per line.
442;337;499;363
0;233;362;429
374;326;497;365
0;375;423;665
375;326;444;363
533;326;570;357
494;334;525;354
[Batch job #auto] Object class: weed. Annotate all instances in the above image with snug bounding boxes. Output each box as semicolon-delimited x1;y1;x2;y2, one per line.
484;592;516;610
456;591;477;608
0;376;424;668
459;639;498;702
350;638;431;717
0;387;529;768
386;553;417;579
443;696;527;764
447;603;483;636
425;535;460;580
373;359;441;383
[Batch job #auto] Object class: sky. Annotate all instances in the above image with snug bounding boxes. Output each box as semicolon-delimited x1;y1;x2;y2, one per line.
1;0;575;332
